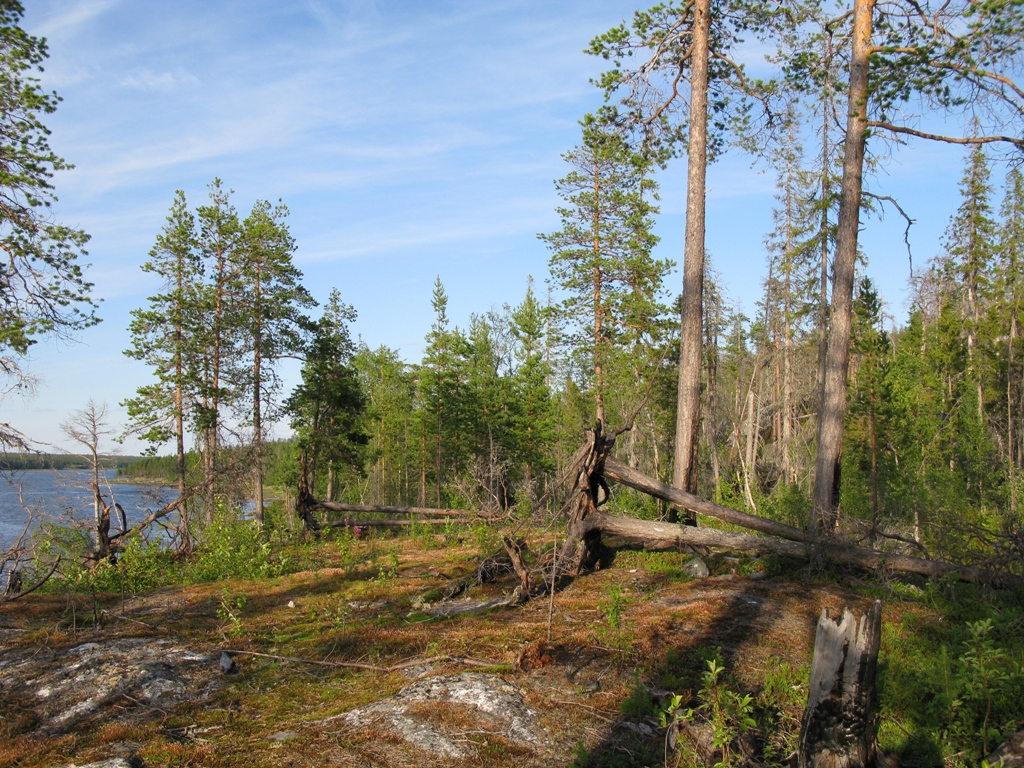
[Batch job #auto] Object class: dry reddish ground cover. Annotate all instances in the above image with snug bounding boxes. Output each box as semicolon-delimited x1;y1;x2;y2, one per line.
0;535;931;768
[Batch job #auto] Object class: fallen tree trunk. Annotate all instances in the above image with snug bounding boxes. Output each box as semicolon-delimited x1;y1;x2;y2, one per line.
322;518;468;528
573;510;1010;584
605;458;811;542
311;501;495;519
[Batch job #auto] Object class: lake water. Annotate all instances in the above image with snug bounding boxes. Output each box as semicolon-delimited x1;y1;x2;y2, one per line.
0;470;171;552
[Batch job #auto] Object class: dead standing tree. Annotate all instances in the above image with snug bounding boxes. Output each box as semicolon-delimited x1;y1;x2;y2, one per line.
798;601;883;768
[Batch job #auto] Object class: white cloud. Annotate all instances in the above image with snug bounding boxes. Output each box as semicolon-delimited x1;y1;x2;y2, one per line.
120;68;198;92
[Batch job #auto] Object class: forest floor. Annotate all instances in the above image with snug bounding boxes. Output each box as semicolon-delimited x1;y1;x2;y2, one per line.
0;531;1016;768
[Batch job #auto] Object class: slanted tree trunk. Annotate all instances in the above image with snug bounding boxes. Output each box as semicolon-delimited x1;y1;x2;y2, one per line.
798;601;882;768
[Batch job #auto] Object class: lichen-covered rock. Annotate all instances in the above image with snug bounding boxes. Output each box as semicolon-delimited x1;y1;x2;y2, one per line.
1;637;219;733
337;672;542;757
988;730;1024;767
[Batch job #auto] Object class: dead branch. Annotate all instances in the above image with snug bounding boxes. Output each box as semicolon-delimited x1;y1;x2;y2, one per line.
1;556;61;602
224;649;501;673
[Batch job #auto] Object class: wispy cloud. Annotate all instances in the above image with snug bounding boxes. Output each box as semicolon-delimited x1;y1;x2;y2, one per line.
32;0;120;40
120;68;197;92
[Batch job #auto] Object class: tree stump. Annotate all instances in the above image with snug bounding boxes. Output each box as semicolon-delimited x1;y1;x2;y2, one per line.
798;600;882;768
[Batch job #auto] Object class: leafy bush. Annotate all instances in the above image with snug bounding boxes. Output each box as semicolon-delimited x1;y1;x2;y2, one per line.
595;582;634;656
879;603;1024;767
114;536;175;593
661;656;755;768
184;509;284;582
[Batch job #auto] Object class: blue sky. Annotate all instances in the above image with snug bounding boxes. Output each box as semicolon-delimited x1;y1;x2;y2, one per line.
11;0;990;454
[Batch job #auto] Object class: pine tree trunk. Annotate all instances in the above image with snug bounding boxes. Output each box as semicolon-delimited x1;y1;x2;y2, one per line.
672;0;710;520
593;166;605;427
812;0;874;533
252;272;265;526
173;252;191;552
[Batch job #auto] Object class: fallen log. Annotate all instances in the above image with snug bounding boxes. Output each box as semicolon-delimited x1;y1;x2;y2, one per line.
311;501;496;519
600;458;1022;585
605;458;810;542
572;510;1011;584
322;518;468;528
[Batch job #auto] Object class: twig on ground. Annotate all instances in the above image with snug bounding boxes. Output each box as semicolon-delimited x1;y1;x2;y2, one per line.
222;649;503;673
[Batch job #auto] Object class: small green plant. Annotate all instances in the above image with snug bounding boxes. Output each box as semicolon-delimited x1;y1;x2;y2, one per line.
569;738;590;768
470;519;499;556
217;588;248;637
621;672;657;718
331;526;358;569
946;619;1021;758
661;657;755;768
408;514;441;550
323;599;352;630
756;661;807;763
595;583;634;656
375;550;399;583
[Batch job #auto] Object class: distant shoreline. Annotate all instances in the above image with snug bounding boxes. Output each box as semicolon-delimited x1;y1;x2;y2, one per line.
0;468;169;487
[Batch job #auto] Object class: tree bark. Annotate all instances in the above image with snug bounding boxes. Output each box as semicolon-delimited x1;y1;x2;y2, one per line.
812;0;874;534
798;601;882;768
672;0;711;521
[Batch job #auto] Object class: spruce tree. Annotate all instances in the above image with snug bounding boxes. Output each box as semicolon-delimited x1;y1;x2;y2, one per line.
942;145;997;424
286;290;365;518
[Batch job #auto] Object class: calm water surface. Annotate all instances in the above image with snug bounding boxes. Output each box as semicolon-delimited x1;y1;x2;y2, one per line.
0;470;170;551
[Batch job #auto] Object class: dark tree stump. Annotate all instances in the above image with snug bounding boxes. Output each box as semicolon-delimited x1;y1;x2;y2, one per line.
798;600;882;768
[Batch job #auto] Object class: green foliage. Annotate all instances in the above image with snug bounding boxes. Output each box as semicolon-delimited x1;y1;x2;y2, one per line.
595;582;634;656
620;672;657;719
469;519;500;558
661;656;756;768
184;509;283;582
217;587;248;637
756;661;807;763
0;1;97;381
375;550;400;584
948;620;1022;758
568;738;591;768
541;117;670;425
285;289;366;500
114;537;175;594
880;599;1024;767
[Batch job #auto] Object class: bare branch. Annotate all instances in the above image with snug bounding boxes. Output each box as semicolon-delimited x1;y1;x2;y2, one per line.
861;190;916;273
867;121;1024;149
